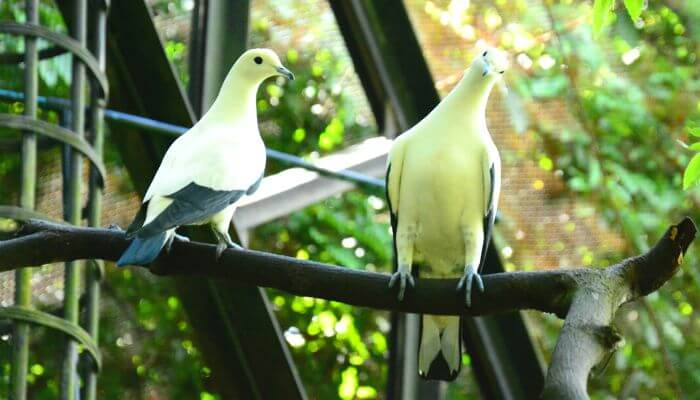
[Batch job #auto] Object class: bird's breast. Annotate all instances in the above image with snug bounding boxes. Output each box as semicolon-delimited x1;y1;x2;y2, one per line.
401;143;484;276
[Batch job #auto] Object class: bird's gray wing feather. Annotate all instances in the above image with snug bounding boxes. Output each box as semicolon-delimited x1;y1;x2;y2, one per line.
478;163;496;272
138;182;246;237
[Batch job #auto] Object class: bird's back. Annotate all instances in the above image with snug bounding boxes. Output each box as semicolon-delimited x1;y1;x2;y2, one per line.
144;121;264;202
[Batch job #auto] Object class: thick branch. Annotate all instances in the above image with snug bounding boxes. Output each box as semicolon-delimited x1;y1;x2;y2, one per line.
0;219;575;317
542;217;695;399
0;217;695;400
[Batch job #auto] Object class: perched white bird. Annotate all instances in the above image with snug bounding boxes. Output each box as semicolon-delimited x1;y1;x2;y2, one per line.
386;48;507;380
117;48;294;266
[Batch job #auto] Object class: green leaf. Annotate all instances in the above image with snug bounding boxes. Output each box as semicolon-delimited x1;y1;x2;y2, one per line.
588;158;603;188
689;142;700;151
688;127;700;137
592;0;614;36
683;153;700;189
529;75;568;99
623;0;643;22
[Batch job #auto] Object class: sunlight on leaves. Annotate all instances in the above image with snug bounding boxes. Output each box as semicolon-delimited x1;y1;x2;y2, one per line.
592;0;614;36
682;153;700;189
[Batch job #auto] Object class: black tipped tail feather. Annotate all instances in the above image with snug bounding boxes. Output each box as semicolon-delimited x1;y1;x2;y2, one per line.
418;315;463;382
116;232;168;267
419;351;461;381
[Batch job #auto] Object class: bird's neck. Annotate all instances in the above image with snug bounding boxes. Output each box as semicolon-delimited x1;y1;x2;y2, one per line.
203;69;262;127
435;67;496;136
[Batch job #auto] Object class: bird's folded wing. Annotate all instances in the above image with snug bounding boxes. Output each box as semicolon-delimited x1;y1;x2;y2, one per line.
144;129;265;201
138;183;246;237
479;145;501;271
386;139;407;271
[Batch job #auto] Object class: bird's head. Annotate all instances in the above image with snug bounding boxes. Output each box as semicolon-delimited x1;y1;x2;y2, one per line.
470;46;509;80
235;48;295;83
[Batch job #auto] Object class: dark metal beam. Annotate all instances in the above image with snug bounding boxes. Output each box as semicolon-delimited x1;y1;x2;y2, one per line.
186;2;306;399
331;2;544;399
188;0;250;115
331;0;439;134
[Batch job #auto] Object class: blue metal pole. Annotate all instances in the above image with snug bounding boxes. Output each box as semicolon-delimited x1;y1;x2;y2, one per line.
0;89;386;191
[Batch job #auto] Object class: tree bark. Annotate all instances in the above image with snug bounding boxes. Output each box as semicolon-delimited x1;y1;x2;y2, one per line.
0;217;695;399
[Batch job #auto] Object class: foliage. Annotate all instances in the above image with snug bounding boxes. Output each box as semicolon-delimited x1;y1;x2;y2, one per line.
592;0;645;35
1;0;700;399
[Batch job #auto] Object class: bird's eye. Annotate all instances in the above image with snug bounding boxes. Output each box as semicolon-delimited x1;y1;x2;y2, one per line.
483;51;488;57
254;56;263;65
499;70;505;74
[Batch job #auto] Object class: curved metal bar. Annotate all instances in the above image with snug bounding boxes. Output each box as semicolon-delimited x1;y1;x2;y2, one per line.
0;114;106;186
0;46;67;64
0;22;108;98
0;307;101;371
0;205;66;224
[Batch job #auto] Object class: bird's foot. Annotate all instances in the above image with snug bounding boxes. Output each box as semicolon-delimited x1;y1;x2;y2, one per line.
215;236;243;259
221;232;243;250
107;223;123;231
388;269;415;301
456;265;484;307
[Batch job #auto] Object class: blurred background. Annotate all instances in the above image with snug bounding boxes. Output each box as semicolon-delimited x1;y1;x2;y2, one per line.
0;0;699;399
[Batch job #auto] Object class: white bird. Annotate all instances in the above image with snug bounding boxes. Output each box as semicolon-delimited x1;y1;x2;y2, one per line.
117;48;294;266
386;47;507;380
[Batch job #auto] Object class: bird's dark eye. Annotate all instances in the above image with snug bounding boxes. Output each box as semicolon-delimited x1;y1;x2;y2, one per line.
483;51;488;57
254;56;263;65
499;70;505;74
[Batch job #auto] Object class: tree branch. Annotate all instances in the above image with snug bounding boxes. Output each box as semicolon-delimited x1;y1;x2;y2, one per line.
0;217;695;399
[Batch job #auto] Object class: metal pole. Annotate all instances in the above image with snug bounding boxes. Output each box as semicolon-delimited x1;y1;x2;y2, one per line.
61;0;87;398
0;89;386;192
83;0;108;398
10;1;38;399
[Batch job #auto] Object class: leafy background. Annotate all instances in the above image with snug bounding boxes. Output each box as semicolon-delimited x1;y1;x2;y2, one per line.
0;0;699;399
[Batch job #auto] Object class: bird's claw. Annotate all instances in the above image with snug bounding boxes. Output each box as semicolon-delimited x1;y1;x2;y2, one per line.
456;265;484;307
174;233;190;242
107;223;123;231
215;242;227;259
215;239;243;260
388;270;415;301
166;233;191;254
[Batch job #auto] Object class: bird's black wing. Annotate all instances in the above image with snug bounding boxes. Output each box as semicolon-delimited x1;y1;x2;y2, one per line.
386;163;399;272
478;163;496;272
125;201;149;238
246;174;264;195
137;182;246;237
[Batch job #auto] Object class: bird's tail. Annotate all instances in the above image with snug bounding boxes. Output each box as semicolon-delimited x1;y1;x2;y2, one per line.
116;232;168;267
418;314;462;381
